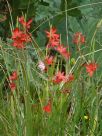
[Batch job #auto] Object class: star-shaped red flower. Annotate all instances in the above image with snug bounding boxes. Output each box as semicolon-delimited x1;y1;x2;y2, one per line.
85;62;98;77
56;45;70;59
19;16;32;29
45;56;54;65
53;71;65;84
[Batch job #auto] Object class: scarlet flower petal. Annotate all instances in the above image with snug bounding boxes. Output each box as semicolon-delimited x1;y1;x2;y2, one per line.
26;19;33;29
45;27;59;39
9;82;16;91
53;71;65;84
65;74;74;82
45;27;60;48
12;28;22;39
47;39;60;48
19;16;32;29
9;71;18;81
45;56;54;65
43;103;51;113
12;39;25;48
85;62;98;77
18;16;25;25
56;45;70;59
11;27;31;49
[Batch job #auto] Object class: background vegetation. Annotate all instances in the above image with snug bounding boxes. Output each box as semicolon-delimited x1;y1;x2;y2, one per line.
0;0;102;135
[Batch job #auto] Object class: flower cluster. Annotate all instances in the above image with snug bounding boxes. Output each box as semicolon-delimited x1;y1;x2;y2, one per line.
9;71;18;91
10;21;99;115
45;27;70;60
53;71;74;84
11;16;32;48
45;27;60;48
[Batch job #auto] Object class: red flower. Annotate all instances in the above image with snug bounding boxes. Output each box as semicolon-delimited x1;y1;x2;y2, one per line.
53;71;65;84
20;33;31;42
65;74;74;82
9;71;18;91
73;32;85;45
45;56;54;65
45;27;60;48
9;71;18;81
12;28;31;42
12;39;24;48
43;102;51;113
12;28;22;39
18;16;24;24
9;82;16;91
47;39;59;48
45;27;59;39
19;16;32;29
56;45;70;59
85;62;98;77
49;39;59;47
12;28;31;48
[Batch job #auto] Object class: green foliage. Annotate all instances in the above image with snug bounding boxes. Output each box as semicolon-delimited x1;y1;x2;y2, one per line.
0;0;102;136
60;0;82;17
